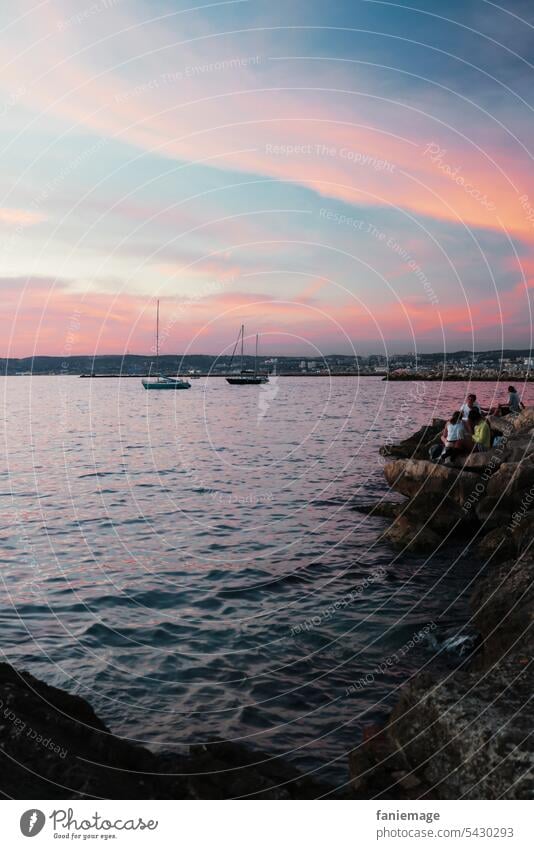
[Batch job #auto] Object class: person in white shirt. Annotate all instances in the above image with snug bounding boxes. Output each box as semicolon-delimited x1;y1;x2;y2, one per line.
439;411;466;461
460;393;482;421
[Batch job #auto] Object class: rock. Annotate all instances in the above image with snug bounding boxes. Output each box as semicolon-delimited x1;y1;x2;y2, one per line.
354;501;401;519
384;459;483;508
450;450;503;472
512;407;534;432
500;433;534;463
510;512;534;555
486;414;515;437
475;496;514;530
473;458;534;531
471;554;534;665
476;513;534;560
0;662;329;799
380;661;531;799
396;772;422;790
381;491;473;551
476;526;516;562
382;514;442;552
486;460;534;500
349;658;534;799
380;423;445;460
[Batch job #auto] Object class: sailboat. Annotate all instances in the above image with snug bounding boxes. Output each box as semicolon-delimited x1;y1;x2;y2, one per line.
142;300;191;390
226;325;269;385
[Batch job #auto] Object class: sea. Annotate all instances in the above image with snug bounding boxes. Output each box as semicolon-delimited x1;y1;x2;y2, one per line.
1;375;529;790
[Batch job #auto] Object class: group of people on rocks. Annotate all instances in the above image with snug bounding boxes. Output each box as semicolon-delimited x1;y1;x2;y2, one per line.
433;387;524;463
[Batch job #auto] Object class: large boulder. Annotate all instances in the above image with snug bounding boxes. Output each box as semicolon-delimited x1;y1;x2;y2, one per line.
449;450;504;472
471;554;534;664
354;501;401;519
486;414;515;437
476;526;516;561
510;512;534;555
476;513;534;559
486;459;534;500
384;459;484;508
500;433;534;463
381;514;442;552
475;495;514;530
349;659;532;799
380;422;445;460
512;407;534;432
381;491;474;551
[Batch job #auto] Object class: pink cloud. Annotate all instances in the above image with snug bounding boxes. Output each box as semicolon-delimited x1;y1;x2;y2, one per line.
2;273;530;357
0;208;46;225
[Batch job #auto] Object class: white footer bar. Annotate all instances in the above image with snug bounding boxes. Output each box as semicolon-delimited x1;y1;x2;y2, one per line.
4;799;532;848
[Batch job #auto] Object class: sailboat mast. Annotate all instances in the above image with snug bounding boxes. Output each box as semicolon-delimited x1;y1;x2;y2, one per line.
156;299;160;374
255;334;258;377
241;324;244;371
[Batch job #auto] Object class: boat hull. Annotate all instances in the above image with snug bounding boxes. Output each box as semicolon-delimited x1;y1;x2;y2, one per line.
226;376;269;385
142;379;191;390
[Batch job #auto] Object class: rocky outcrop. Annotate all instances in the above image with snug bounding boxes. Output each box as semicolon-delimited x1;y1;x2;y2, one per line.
377;410;534;551
354;501;401;519
349;410;534;799
384;459;484;507
381;490;471;552
379;461;480;551
0;663;328;799
380;421;445;461
350;655;532;799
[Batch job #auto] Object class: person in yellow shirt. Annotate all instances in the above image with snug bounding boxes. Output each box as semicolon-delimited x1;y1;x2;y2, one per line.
467;408;491;451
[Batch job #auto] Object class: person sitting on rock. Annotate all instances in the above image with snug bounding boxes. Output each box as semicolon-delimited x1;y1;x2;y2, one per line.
439;411;466;462
491;385;525;416
467;407;491;451
507;386;524;414
460;393;484;421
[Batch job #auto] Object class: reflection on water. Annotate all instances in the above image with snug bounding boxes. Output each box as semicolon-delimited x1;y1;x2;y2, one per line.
0;376;524;786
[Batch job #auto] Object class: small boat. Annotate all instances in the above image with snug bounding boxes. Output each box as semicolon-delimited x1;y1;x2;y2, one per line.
226;325;269;385
142;375;191;390
142;300;191;390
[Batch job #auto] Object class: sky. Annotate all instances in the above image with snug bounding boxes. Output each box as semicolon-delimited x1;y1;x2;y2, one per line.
1;0;533;358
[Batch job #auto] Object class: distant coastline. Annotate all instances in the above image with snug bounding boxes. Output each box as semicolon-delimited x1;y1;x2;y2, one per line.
383;373;534;382
2;349;534;380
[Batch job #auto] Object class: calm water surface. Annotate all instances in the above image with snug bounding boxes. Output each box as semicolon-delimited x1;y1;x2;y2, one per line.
1;376;529;787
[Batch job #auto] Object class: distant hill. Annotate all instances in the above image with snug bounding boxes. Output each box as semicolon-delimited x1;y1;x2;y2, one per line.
0;350;531;375
0;354;303;375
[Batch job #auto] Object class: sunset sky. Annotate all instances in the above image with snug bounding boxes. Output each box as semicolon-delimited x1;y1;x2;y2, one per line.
1;0;533;358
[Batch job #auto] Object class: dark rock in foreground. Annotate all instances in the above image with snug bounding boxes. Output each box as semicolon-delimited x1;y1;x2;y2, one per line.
0;663;329;799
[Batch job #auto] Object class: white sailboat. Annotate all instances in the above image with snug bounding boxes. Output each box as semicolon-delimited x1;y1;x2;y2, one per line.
142;300;191;390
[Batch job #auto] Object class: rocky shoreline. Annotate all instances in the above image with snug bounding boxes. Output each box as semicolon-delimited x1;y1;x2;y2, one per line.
349;409;534;799
383;374;534;382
